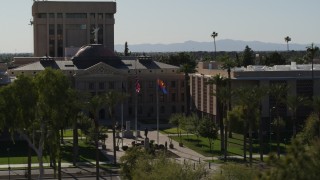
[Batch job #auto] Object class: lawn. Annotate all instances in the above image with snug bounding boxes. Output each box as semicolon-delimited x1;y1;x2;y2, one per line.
169;132;287;158
160;127;186;134
0;139;108;165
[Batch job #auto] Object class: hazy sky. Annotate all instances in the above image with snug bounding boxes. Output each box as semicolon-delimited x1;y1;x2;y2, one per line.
0;0;319;53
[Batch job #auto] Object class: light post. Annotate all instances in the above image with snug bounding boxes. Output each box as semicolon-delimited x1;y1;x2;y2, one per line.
7;148;10;180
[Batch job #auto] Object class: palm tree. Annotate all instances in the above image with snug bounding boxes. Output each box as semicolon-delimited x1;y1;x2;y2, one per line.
269;83;288;158
87;94;105;180
179;62;197;116
207;74;228;154
284;36;291;51
234;86;265;165
211;31;218;59
104;90;128;165
220;55;236;138
312;96;320;137
286;95;308;138
306;43;319;87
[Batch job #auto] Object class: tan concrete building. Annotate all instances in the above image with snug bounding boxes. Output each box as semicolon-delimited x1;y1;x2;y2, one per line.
9;45;185;125
191;61;320;131
32;1;116;57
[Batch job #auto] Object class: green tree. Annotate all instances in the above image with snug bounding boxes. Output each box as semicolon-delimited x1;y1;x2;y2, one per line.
104;90;128;165
261;138;320;180
269;83;289;158
198;116;218;156
284;36;291;51
306;43;319;82
132;154;208;180
0;75;37;179
207;74;228;154
177;53;197;116
297;113;319;145
0;68;72;179
242;45;254;67
169;113;184;143
124;41;130;56
211;31;218;59
86;94;105;180
213;164;258;180
286;95;308;137
265;52;286;66
234;86;265;165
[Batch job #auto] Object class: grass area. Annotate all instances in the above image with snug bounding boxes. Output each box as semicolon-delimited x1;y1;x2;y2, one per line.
0;139;108;165
160;127;186;134
169;133;287;158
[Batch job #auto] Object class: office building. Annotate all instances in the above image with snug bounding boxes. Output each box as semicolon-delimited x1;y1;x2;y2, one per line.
32;1;116;57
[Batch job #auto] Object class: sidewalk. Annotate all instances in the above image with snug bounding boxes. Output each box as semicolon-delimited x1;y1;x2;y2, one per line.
104;130;216;163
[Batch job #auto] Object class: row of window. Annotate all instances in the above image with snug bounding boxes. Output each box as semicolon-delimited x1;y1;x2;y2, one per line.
36;13;113;19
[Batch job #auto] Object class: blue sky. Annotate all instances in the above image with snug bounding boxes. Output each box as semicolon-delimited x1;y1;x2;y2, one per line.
0;0;319;53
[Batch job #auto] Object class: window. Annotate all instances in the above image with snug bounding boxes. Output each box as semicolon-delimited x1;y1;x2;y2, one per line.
99;82;105;90
66;13;87;18
89;82;95;90
160;106;165;113
171;81;176;88
98;13;103;19
108;81;115;89
37;13;47;18
148;81;154;88
105;13;113;18
172;106;176;113
138;106;143;114
138;94;143;102
181;93;185;102
90;13;95;19
128;107;132;115
160;94;165;102
149;94;154;102
57;13;63;18
171;93;176;102
49;13;55;18
181;105;185;113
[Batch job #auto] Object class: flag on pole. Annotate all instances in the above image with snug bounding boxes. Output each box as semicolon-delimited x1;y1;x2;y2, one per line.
135;76;141;93
157;79;168;94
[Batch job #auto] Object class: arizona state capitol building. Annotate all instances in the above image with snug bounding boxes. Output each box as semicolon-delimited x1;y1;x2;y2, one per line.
9;1;185;125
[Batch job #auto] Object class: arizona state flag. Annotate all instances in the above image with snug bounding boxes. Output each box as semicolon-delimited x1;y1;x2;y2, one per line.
157;79;168;94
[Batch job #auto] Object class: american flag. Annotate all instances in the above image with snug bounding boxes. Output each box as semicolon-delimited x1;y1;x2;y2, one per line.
135;76;140;93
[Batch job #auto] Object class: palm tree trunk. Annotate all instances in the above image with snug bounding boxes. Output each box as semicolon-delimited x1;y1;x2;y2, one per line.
113;125;117;165
277;118;280;159
185;73;190;116
95;121;100;180
227;68;232;138
224;124;228;162
259;117;263;161
73;123;79;166
292;115;296;138
249;123;253;166
218;101;225;153
28;145;31;180
58;132;62;180
243;121;247;162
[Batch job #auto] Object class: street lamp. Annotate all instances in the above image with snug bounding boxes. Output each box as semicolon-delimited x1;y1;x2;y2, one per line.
7;148;10;180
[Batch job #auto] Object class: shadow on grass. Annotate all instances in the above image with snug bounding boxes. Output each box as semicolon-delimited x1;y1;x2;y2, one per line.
61;140;108;164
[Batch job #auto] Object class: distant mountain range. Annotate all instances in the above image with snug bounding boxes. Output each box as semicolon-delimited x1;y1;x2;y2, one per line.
115;39;319;52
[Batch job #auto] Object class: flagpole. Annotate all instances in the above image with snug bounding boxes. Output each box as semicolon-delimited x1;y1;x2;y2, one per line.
156;79;159;145
121;82;124;133
135;60;138;142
